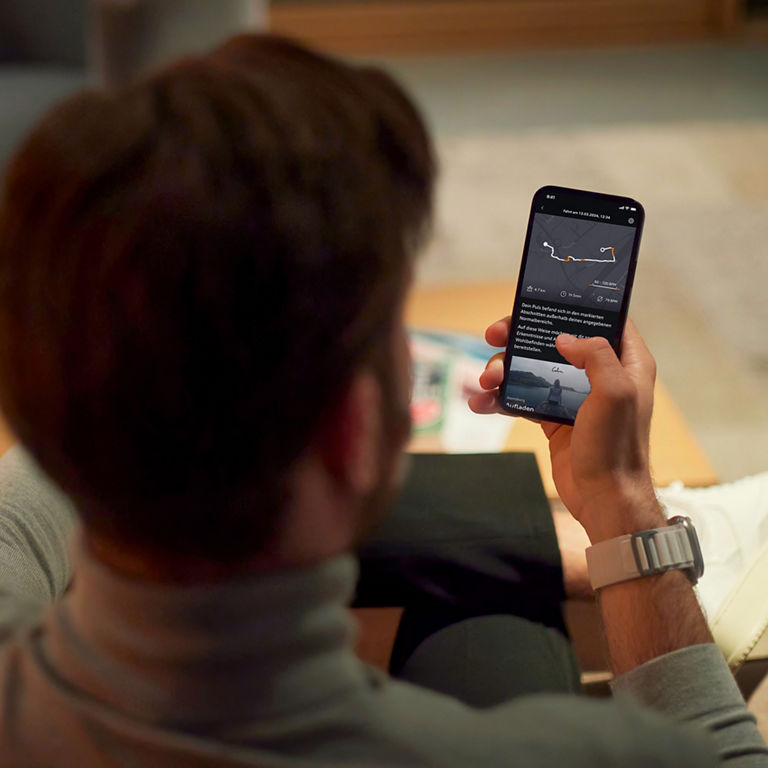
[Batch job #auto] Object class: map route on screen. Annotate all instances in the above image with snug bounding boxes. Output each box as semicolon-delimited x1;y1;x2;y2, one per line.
543;242;616;264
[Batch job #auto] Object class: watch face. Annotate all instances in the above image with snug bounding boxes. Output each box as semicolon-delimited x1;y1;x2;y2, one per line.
668;516;704;582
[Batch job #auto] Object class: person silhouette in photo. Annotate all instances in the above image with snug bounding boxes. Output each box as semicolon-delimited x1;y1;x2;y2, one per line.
547;378;563;405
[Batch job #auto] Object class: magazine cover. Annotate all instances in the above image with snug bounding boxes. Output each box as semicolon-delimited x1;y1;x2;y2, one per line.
408;328;515;453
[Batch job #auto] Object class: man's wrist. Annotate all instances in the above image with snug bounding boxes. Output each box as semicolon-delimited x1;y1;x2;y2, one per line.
579;482;665;545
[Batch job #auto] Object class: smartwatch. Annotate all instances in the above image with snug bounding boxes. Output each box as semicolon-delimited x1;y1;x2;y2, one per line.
586;515;704;591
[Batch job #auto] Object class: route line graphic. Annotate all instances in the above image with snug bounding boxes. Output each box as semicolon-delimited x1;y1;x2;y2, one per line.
543;242;616;264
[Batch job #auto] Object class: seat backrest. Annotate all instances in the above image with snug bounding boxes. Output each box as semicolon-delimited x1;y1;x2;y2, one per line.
0;0;87;66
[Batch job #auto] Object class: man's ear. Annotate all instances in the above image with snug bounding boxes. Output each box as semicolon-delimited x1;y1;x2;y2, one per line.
318;371;382;496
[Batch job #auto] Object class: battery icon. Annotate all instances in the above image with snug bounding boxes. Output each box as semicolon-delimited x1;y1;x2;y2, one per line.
630;207;637;211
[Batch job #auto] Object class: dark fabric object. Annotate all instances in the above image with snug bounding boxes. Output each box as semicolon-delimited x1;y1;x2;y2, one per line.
355;452;565;628
354;452;579;704
395;613;582;706
0;1;87;65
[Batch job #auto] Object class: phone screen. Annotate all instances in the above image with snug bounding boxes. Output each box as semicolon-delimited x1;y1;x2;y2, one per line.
500;186;644;425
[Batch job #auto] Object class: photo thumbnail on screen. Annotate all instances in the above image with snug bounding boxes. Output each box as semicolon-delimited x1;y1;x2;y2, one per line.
505;355;590;421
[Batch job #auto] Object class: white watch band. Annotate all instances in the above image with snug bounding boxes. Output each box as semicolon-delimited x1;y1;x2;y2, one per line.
586;516;703;590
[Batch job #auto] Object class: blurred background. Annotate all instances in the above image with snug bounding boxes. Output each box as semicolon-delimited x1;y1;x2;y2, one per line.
1;0;767;482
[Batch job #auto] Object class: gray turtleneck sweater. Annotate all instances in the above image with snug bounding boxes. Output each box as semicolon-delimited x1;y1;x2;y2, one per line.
0;446;766;767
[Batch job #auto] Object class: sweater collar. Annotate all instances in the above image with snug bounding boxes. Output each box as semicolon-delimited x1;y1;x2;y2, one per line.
43;540;367;728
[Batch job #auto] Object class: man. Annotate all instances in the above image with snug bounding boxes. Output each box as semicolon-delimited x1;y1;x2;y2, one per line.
0;33;765;766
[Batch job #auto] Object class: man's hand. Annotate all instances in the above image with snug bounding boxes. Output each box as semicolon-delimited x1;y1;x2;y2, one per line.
471;318;714;675
469;318;664;543
467;315;511;418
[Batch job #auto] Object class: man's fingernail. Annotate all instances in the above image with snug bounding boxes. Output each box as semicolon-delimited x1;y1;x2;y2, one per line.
557;333;576;344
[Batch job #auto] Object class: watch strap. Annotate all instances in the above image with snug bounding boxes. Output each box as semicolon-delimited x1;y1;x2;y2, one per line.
586;517;703;590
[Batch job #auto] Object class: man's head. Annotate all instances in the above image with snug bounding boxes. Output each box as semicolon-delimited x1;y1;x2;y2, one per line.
0;35;435;568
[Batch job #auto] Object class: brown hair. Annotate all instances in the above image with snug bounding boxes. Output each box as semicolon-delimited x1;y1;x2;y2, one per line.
0;34;435;559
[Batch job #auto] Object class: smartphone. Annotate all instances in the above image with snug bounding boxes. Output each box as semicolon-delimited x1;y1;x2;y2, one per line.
499;185;644;425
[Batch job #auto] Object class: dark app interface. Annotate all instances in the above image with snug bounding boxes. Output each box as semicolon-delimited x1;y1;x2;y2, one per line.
502;191;640;421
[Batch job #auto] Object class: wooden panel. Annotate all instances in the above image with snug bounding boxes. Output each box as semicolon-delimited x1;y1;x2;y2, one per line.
353;607;403;670
0;417;15;459
270;0;742;55
406;281;718;497
716;0;744;35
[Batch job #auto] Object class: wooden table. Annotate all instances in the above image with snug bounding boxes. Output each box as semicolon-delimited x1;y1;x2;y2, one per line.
406;282;718;497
